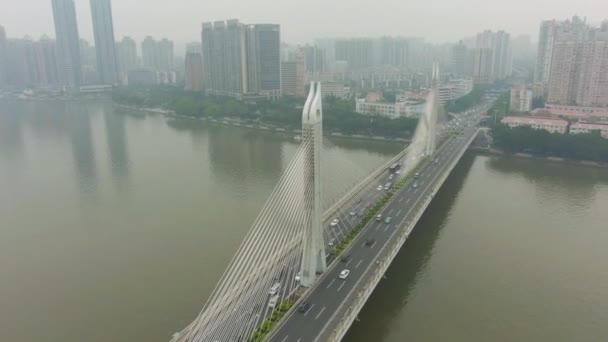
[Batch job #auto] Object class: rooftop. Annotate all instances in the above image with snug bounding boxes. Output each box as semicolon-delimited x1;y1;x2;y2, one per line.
502;116;569;127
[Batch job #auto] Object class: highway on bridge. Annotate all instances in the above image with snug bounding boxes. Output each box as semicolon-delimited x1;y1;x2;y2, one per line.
268;122;481;342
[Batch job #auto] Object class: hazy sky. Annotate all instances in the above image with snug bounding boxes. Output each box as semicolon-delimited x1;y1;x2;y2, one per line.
1;0;607;53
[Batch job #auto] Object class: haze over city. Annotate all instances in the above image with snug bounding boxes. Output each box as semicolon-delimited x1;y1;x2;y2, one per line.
1;0;607;48
2;0;608;342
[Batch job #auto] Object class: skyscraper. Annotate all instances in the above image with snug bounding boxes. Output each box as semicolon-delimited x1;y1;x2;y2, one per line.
547;22;608;107
535;16;590;86
335;38;374;71
116;36;137;83
141;36;173;72
451;40;468;76
201;19;281;98
90;0;118;84
51;0;81;89
248;24;280;97
184;52;203;91
474;30;512;83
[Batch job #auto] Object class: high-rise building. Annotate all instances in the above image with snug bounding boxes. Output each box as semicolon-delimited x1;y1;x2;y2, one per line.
116;36;137;84
186;42;202;54
36;36;59;85
141;36;174;72
451;40;468;76
202;19;281;98
547;23;608;107
51;0;81;89
281;57;305;97
184;51;203;91
90;0;118;84
335;38;374;71
3;36;60;87
510;84;533;112
376;36;409;68
535;16;590;86
472;48;493;84
248;24;280;97
299;45;325;74
474;30;512;82
79;39;97;84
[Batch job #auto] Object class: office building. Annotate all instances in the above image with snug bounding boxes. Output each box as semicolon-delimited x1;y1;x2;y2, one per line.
90;0;118;84
184;52;203;91
116;36;137;84
472;47;493;84
51;0;82;88
186;42;202;54
510;84;534;112
201;19;281;98
437;78;474;104
281;58;305;97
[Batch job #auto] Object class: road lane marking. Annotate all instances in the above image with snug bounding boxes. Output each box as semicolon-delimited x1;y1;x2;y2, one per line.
326;279;336;289
384;224;391;232
281;336;289;342
398;197;403;203
297;339;302;342
355;259;363;269
396;209;402;216
337;282;346;292
345;259;352;266
406;198;411;204
315;306;326;320
413;189;418;194
388;209;394;215
303;304;315;316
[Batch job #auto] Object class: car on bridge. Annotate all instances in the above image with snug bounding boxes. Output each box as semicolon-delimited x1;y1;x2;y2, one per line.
328;238;336;247
349;210;357;216
365;238;375;246
339;269;350;279
376;214;382;221
413;182;419;189
384;216;392;224
269;283;281;295
295;272;301;282
298;302;312;313
377;185;383;191
341;254;351;262
330;218;339;227
268;295;279;308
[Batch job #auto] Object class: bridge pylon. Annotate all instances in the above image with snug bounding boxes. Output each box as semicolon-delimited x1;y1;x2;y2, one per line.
425;61;440;156
300;82;327;287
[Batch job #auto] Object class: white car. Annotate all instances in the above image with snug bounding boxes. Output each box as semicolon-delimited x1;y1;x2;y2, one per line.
339;269;350;279
269;283;281;295
330;218;339;227
396;170;401;174
295;272;301;282
377;185;383;191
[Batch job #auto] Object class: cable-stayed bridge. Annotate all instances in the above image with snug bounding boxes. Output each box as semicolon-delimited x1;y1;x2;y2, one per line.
171;65;487;342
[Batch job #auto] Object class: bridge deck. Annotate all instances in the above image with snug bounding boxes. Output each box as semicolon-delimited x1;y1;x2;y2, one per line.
267;126;480;342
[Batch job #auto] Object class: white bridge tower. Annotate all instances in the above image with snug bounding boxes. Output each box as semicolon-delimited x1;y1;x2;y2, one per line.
300;82;327;287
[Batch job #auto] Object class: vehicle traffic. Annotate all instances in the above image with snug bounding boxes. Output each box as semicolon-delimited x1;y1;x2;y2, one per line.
330;218;339;227
339;269;350;279
269;283;281;295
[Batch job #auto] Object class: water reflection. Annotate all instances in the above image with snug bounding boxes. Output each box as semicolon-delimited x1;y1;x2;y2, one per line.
66;102;98;197
344;153;475;342
486;154;608;211
104;105;130;191
0;105;24;159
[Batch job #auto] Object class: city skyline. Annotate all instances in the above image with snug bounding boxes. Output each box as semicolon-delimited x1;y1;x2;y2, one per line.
1;0;607;52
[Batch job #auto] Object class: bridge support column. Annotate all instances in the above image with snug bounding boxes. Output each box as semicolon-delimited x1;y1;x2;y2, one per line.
425;61;440;156
301;82;327;288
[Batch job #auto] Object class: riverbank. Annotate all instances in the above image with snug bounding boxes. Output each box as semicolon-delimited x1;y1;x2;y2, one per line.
470;147;608;169
115;104;411;143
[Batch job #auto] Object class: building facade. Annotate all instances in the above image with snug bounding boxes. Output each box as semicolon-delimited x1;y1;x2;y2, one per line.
90;0;118;84
281;58;305;97
501;116;568;134
335;38;374;71
201;19;281;99
116;36;137;84
510;84;534;112
438;78;473;104
547;22;608;107
0;25;6;87
51;0;82;89
184;52;203;91
127;68;157;85
473;30;512;83
570;122;608;138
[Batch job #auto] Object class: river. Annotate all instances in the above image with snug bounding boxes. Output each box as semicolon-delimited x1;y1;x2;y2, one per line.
1;101;607;342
